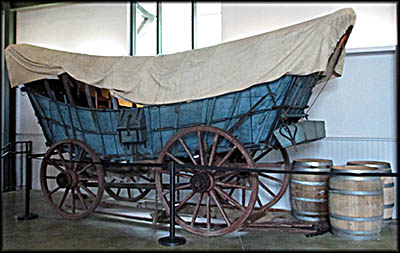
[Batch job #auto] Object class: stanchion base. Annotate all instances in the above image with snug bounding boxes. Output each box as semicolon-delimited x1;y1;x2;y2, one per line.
16;213;39;221
158;236;186;246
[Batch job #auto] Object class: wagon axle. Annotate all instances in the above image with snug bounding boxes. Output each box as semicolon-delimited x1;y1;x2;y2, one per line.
56;171;78;188
190;172;213;193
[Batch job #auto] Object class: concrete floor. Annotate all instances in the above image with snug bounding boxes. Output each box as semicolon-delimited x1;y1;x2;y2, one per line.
2;190;398;251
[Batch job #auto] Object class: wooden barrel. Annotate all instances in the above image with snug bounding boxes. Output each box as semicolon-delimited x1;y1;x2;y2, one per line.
290;159;332;222
347;161;394;227
329;165;383;240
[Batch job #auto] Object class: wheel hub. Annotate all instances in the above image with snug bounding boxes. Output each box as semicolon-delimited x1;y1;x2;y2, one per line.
190;172;213;193
56;171;77;188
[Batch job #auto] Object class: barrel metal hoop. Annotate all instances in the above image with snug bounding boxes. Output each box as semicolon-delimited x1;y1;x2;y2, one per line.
293;160;332;168
293;213;327;222
329;188;383;196
384;203;395;208
292;167;331;172
290;179;327;186
331;227;381;240
383;182;395;188
329;213;383;222
293;210;328;216
347;161;390;169
292;196;327;202
331;176;381;181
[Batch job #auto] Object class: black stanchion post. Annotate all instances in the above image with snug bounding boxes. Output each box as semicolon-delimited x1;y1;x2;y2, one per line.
158;161;186;246
16;141;38;220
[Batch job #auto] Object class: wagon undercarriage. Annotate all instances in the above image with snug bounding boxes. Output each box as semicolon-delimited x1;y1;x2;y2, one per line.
39;123;292;236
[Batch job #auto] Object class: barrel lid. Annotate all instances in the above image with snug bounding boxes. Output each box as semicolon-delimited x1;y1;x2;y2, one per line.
293;158;333;168
347;161;391;169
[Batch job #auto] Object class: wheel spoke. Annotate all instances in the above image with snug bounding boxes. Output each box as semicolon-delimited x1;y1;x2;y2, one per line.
138;175;153;182
71;187;76;214
208;134;219;166
76;187;88;210
254;148;272;162
258;173;283;184
77;146;86;161
210;190;231;226
217;146;237;166
191;192;204;226
78;182;97;198
166;152;185;165
256;196;263;207
77;163;94;175
259;180;276;198
175;191;196;212
214;185;245;212
79;177;99;181
68;143;74;163
55;148;70;170
164;183;192;195
74;148;85;171
214;171;240;180
175;172;192;179
47;159;65;173
242;184;246;206
215;181;251;190
178;137;198;165
206;192;211;230
58;188;70;208
197;131;205;166
49;186;61;196
175;183;192;191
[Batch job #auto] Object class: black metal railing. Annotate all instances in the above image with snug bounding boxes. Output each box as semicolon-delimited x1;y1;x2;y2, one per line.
1;141;38;220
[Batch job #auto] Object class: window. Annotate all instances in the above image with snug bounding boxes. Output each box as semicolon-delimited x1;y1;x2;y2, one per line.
196;2;222;49
135;2;157;56
133;1;221;56
161;2;192;54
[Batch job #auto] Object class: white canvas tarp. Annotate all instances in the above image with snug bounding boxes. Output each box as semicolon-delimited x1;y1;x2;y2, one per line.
5;8;356;105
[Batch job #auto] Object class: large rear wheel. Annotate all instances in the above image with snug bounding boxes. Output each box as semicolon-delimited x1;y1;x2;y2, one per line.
155;126;258;237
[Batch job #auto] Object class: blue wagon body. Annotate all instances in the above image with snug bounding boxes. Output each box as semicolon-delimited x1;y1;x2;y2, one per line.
26;73;318;162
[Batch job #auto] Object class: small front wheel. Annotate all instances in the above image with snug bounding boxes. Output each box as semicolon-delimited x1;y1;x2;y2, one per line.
40;139;105;219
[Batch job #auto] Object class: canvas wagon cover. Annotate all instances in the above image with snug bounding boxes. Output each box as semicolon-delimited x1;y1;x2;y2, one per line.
5;8;355;105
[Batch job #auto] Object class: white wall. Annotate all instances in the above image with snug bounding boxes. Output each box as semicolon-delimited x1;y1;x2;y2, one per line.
16;3;130;55
222;3;397;49
222;3;397;217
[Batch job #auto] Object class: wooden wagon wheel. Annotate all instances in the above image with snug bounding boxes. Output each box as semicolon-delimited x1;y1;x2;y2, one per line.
155;126;258;237
40;139;105;219
105;174;153;202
